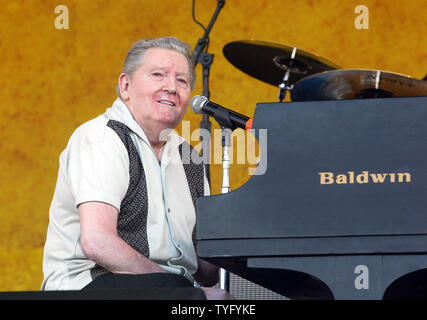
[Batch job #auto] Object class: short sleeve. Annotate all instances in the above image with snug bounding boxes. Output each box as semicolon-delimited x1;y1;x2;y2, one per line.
65;126;129;211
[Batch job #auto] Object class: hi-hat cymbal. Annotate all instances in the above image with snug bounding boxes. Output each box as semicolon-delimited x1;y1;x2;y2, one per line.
291;69;427;101
223;40;341;87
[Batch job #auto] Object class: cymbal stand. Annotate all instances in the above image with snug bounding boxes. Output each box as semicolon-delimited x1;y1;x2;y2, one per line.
277;47;297;102
278;70;293;102
219;127;231;291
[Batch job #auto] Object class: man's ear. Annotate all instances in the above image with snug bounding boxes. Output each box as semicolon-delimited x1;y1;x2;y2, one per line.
118;73;131;101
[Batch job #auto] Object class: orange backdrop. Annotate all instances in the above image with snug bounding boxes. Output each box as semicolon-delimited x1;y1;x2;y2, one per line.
0;0;426;290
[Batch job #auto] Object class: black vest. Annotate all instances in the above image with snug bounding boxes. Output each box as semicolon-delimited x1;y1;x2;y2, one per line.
91;120;205;279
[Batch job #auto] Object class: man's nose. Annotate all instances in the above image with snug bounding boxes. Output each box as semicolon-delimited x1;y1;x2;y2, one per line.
163;75;177;94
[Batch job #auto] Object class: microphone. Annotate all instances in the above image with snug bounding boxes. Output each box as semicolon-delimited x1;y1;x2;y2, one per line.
191;95;253;131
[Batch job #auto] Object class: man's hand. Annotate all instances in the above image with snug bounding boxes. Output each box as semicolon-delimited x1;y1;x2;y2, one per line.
193;257;219;287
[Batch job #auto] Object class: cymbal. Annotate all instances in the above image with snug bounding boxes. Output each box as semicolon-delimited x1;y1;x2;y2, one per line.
223;40;341;87
291;69;427;101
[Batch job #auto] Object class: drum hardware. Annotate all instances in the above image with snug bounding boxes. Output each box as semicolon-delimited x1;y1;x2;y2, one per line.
274;48;301;102
290;69;427;101
223;40;340;102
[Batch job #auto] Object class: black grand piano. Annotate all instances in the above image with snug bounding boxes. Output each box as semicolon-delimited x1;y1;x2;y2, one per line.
195;96;427;300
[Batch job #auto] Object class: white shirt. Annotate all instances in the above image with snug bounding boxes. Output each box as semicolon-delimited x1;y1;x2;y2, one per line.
41;98;209;290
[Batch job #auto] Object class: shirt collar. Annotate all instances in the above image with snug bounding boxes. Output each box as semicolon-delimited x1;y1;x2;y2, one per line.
106;97;186;150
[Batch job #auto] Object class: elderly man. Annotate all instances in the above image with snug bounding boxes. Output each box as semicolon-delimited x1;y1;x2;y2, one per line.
42;37;231;299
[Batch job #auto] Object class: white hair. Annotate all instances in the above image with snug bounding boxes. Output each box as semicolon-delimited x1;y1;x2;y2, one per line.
117;37;196;97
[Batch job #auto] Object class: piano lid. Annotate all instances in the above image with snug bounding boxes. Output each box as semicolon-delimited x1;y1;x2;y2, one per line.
196;97;427;241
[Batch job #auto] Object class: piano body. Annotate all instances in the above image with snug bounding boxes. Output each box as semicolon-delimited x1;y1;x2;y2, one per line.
196;96;427;300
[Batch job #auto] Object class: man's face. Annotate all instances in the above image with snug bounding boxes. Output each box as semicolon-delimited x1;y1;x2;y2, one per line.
122;47;192;131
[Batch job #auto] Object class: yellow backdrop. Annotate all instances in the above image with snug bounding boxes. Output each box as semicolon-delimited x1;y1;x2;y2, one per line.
0;0;426;291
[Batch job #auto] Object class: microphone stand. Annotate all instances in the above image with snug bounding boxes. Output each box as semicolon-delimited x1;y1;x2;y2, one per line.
192;0;228;293
220;128;231;195
193;0;225;184
219;127;231;292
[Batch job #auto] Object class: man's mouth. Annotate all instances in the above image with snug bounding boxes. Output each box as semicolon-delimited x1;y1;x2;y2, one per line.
157;100;176;106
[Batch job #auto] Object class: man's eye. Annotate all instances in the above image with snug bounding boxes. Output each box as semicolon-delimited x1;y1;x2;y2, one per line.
153;72;163;77
178;78;187;84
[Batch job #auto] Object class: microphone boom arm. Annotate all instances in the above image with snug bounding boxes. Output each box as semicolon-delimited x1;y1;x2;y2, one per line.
192;0;226;185
192;0;225;70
